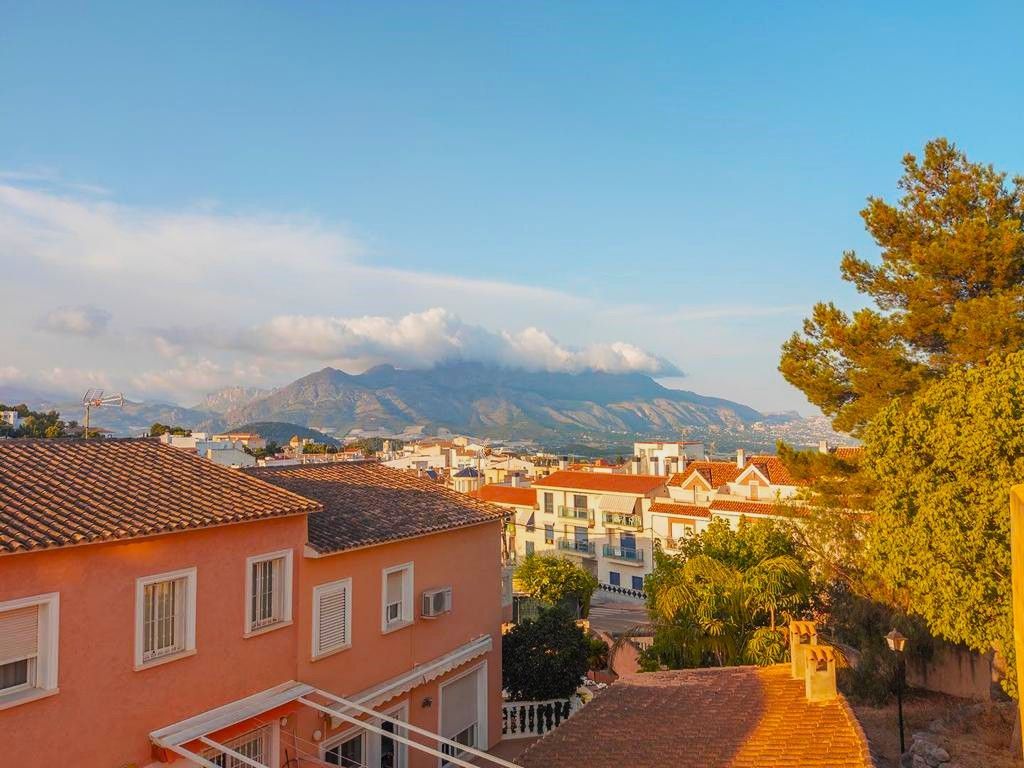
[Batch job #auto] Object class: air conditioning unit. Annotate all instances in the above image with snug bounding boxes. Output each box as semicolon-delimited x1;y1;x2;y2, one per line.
421;587;452;618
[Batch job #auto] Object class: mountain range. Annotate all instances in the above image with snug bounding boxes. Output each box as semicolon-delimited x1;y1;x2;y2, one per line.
3;362;808;443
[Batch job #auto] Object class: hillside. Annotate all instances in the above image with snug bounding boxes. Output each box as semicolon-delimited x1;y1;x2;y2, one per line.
223;362;765;439
229;421;339;447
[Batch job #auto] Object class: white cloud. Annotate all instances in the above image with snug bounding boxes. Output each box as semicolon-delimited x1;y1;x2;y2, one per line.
130;357;268;402
178;307;681;376
38;305;112;336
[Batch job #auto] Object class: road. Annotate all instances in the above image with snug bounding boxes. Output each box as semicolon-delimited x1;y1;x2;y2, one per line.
588;592;652;637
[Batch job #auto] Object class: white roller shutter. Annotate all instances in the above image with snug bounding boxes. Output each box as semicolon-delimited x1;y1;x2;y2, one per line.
441;668;480;739
0;605;39;665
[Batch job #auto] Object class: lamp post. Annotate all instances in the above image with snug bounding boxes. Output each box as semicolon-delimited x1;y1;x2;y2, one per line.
885;628;908;757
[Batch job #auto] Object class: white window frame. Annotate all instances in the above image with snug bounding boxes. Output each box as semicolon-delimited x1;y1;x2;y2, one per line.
371;700;409;768
203;723;278;768
134;566;197;670
321;724;367;767
437;661;488;768
381;562;414;634
0;592;59;710
244;549;294;637
312;577;353;660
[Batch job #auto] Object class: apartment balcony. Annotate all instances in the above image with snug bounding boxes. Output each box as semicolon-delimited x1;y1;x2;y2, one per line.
602;511;643;530
556;537;596;556
558;506;595;526
602;544;645;564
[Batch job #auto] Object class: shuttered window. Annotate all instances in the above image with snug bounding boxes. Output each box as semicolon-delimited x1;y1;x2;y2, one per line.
441;668;481;765
382;563;413;631
0;606;38;692
313;579;351;658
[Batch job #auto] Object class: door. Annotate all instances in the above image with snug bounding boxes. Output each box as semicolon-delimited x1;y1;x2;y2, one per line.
574;525;588;552
620;532;636;556
377;702;408;768
441;667;483;766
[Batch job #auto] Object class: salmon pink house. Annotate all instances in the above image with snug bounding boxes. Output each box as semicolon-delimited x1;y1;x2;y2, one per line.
0;439;508;768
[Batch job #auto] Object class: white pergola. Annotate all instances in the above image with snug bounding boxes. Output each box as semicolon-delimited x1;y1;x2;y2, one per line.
151;682;522;768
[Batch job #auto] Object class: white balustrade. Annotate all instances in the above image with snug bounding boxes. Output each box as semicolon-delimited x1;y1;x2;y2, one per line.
500;696;582;739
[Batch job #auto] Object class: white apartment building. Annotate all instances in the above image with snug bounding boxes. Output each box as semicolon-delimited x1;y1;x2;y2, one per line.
632;440;705;476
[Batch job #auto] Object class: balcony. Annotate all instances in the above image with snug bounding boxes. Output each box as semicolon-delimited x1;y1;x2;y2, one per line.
602;544;645;564
602;511;643;529
557;538;596;556
558;506;595;525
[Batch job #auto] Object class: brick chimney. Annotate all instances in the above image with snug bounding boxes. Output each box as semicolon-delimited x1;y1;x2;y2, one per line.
736;448;746;468
803;645;838;701
789;620;818;679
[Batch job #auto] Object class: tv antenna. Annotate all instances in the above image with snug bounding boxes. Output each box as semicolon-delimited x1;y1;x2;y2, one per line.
82;389;124;438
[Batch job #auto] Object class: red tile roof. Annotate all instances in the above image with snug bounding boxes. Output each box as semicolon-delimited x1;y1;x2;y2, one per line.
832;446;863;460
708;498;807;517
744;455;803;486
249;461;504;554
648;500;712;518
472;484;537;507
0;439;320;555
518;666;872;768
532;471;667;495
669;461;743;488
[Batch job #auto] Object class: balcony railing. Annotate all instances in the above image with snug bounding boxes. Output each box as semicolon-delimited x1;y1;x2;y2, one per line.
558;505;595;523
602;511;643;529
502;696;582;739
602;544;645;563
557;538;596;555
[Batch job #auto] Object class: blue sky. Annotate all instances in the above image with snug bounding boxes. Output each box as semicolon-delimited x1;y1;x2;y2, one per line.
1;2;1022;414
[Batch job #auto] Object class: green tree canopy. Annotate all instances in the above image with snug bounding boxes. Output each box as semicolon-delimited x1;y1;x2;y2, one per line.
514;554;598;616
502;607;590;700
780;138;1024;433
862;351;1024;695
149;423;192;437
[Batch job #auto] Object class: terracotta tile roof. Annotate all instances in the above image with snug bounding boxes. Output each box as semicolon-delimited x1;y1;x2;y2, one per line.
248;461;503;554
832;446;863;460
709;498;806;517
669;461;743;488
518;666;872;768
649;500;712;518
473;484;537;508
745;455;803;486
532;470;667;495
0;439;320;556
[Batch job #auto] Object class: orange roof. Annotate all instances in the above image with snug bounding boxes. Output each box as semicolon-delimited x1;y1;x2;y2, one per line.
832;446;863;460
744;455;803;486
669;461;743;488
474;484;537;507
533;471;667;495
648;500;711;519
0;439;320;555
518;665;871;768
708;498;805;517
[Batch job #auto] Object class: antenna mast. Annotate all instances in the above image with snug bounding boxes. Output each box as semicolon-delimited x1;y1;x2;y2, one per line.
82;389;125;438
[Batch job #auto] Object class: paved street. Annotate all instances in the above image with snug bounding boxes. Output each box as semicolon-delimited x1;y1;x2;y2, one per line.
588;592;652;637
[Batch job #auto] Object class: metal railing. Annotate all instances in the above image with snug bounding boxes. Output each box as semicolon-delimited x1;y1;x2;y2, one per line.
558;505;595;523
556;537;596;555
602;544;645;563
602;511;643;529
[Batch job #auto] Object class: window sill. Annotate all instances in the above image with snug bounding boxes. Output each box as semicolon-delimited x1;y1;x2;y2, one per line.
311;644;352;662
134;648;197;672
381;619;413;635
244;619;293;639
0;686;58;712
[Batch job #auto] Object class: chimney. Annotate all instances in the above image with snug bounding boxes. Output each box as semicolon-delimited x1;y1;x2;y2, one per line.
631;456;641;475
510;474;519;487
736;448;746;468
804;645;838;701
559;455;568;471
650;456;659;476
448;447;458;468
789;620;818;680
818;439;830;455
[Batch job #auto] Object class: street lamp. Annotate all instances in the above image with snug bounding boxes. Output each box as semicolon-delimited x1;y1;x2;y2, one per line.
885;628;907;756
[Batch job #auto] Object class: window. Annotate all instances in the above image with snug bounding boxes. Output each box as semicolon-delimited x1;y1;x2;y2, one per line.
608;571;620;586
525;513;535;533
544;524;554;544
543;492;554;514
326;733;364;767
378;702;408;768
440;666;483;767
631;576;644;591
525;541;535;556
749;482;760;500
246;549;293;635
381;563;414;632
0;593;59;706
313;578;352;658
204;727;269;768
573;494;587;510
135;567;196;668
